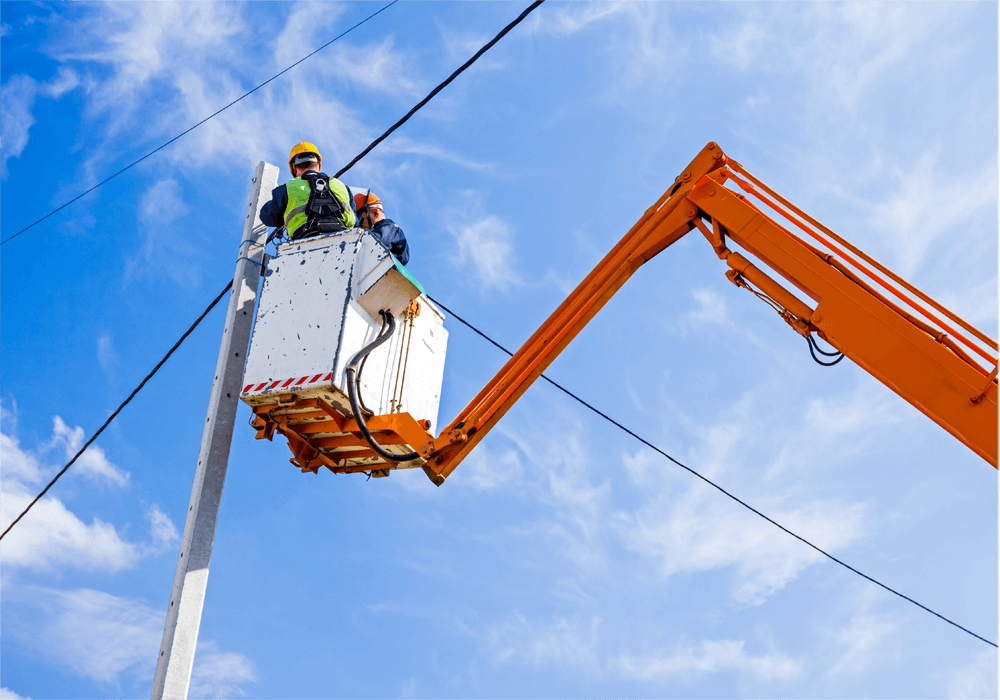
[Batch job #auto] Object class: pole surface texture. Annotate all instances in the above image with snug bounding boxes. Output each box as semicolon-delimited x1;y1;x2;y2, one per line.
151;162;279;699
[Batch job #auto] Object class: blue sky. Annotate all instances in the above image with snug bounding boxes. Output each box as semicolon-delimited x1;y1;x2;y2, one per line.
1;2;997;698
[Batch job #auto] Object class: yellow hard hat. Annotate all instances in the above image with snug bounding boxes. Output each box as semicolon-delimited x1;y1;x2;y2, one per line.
288;142;322;175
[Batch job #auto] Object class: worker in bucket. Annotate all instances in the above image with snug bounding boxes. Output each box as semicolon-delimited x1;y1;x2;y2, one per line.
260;142;356;239
353;190;410;266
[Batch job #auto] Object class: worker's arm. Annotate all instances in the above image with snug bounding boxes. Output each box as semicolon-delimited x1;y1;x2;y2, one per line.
259;184;288;228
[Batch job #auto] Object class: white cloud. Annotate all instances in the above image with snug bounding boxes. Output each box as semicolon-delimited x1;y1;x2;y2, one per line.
684;286;729;329
40;3;413;185
940;648;999;699
50;415;129;486
1;75;40;179
937;273;999;336
489;612;601;668
148;504;180;552
548;2;626;35
0;488;141;572
614;638;802;682
620;472;866;605
0;67;78;179
97;333;119;378
618;384;876;605
455;443;522;490
823;612;897;678
445;205;521;294
869;148;997;278
52;3;246;136
0;411;173;572
3;585;162;686
765;382;909;480
190;639;258;699
379;135;492;173
0;688;31;700
3;585;255;695
124;178;197;288
272;1;348;68
325;38;423;99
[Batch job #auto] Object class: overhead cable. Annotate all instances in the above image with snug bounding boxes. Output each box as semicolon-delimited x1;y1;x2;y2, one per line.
0;281;233;542
426;295;997;649
1;1;399;246
335;0;546;179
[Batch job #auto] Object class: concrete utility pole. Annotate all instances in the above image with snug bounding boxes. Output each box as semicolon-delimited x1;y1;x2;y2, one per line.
151;161;278;699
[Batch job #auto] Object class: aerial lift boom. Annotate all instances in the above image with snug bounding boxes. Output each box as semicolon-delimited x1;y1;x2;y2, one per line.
249;143;998;483
417;142;997;483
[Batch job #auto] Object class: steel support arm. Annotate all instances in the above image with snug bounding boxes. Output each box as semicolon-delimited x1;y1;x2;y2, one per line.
420;141;997;484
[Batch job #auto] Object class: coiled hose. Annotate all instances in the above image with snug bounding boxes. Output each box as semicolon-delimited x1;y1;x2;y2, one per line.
345;310;420;462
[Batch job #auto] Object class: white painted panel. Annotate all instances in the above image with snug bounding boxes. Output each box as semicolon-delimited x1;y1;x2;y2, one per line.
241;228;446;441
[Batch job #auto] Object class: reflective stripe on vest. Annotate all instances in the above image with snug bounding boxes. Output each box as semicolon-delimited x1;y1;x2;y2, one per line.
283;174;356;238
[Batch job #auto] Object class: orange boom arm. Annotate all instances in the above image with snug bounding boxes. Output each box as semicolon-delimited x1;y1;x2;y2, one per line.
417;142;997;484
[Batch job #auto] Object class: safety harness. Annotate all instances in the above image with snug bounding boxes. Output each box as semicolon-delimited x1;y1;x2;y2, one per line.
285;172;349;239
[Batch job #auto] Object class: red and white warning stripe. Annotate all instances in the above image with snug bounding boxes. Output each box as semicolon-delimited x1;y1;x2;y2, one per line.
242;372;333;395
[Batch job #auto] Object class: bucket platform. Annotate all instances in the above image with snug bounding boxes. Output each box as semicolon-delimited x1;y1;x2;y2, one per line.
241;228;448;477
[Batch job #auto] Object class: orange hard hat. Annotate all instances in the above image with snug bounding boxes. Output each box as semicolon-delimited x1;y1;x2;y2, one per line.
354;191;383;211
288;142;321;175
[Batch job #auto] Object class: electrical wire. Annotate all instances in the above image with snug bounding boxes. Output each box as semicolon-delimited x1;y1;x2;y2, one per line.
0;280;234;542
426;294;997;649
334;0;546;179
1;1;399;247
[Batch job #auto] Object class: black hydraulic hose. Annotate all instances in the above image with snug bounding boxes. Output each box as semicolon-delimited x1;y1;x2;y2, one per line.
356;314;390;415
807;335;845;366
346;310;420;462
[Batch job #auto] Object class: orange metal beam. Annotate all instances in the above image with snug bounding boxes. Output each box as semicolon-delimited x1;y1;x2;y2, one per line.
688;177;997;466
420;142;997;484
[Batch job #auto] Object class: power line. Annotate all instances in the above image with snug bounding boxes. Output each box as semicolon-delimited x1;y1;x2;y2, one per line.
335;0;546;179
1;1;399;247
0;281;233;542
426;295;998;649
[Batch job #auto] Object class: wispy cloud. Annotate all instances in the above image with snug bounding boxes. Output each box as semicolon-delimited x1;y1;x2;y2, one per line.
147;503;179;552
940;648;999;699
489;612;601;668
539;2;626;36
3;584;254;695
3;585;162;686
455;443;522;491
444;194;521;294
123;178;197;288
189;639;258;699
619;465;866;605
1;76;40;179
97;333;119;380
823;612;897;679
868;148;997;277
0;68;79;179
614;638;802;682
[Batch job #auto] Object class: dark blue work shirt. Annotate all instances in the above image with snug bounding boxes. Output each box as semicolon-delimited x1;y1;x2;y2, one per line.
371;218;410;266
